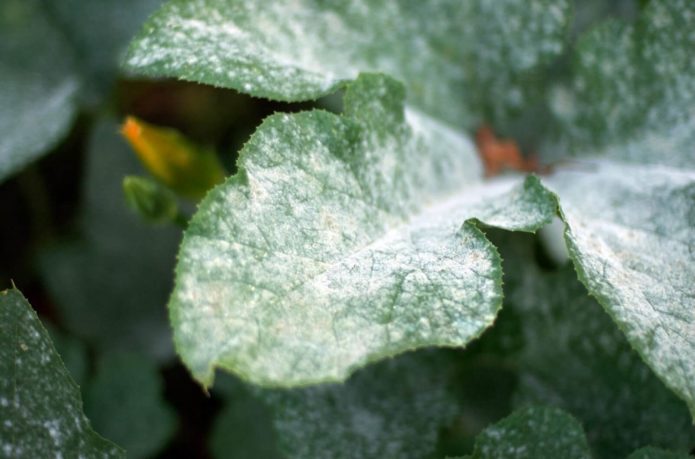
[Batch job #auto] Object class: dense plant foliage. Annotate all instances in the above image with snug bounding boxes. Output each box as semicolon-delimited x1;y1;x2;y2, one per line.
1;0;693;457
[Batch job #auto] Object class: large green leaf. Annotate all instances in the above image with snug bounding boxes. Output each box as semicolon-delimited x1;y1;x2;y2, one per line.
85;352;176;459
0;288;123;458
37;119;181;361
546;161;695;418
485;232;694;458
0;0;80;182
463;406;591;459
126;0;695;416
169;73;557;387
124;0;570;128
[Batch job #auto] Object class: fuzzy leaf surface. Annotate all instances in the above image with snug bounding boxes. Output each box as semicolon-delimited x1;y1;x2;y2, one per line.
0;288;123;458
546;0;695;168
124;0;570;127
486;233;695;458
170;74;557;387
261;350;462;459
546;160;695;418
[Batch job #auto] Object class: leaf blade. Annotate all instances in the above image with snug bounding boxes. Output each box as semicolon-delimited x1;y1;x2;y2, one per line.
0;288;123;458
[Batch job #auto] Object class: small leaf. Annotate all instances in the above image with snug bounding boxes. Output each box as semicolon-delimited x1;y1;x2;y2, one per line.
466;406;591;459
85;352;177;459
0;288;123;458
123;175;181;225
121;116;226;200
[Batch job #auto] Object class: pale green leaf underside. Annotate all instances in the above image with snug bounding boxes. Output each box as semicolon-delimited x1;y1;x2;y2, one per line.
465;406;591;459
124;0;570;127
0;288;123;458
171;74;556;387
0;0;80;182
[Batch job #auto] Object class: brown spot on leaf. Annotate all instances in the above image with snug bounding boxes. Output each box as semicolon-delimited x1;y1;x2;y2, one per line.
475;125;549;177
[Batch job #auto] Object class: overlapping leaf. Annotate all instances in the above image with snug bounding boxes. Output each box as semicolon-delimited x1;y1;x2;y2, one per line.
124;0;570;128
0;288;123;458
484;232;694;458
125;0;695;421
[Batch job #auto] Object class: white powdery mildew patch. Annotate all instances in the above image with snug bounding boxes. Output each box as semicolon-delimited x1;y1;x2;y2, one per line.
266;351;460;459
547;160;695;414
125;0;569;128
169;75;560;386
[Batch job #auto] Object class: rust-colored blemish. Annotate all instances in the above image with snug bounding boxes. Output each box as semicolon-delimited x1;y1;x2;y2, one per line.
475;125;548;177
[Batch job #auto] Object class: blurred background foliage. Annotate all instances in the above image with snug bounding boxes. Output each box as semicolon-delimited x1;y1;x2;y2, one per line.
4;1;692;458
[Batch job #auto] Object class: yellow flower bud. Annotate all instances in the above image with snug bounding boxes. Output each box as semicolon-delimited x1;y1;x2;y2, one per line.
121;116;226;200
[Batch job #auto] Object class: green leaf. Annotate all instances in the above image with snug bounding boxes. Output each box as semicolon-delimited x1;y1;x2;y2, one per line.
0;288;123;458
0;0;80;182
466;406;591;459
123;175;181;225
545;160;695;418
124;0;570;127
547;0;695;168
627;447;693;459
169;73;557;387
37;119;181;361
487;232;694;458
85;352;176;459
261;350;463;459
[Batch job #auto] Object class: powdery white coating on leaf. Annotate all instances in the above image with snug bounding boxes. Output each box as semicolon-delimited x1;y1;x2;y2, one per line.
170;74;557;387
263;350;461;459
468;406;591;459
546;159;695;418
0;289;123;458
0;0;80;182
546;0;695;168
498;249;695;458
124;0;570;128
